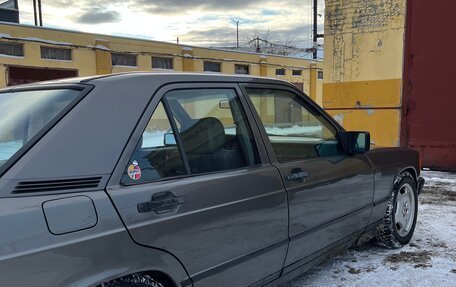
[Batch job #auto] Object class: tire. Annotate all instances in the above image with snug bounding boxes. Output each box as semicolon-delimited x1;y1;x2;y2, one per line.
376;172;418;248
102;273;164;287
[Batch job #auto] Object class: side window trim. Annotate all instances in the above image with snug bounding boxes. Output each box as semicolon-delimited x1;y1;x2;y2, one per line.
161;97;191;175
240;83;344;132
120;100;188;186
239;83;345;164
164;87;261;174
109;83;269;189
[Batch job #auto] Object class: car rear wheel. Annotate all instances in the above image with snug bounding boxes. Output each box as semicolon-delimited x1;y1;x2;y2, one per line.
102;274;164;287
376;172;418;248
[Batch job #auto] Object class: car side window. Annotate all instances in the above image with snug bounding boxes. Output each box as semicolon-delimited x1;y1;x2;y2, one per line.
121;102;186;185
245;88;344;163
165;88;260;174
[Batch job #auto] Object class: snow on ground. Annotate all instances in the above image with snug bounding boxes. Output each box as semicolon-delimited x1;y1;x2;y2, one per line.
284;170;456;287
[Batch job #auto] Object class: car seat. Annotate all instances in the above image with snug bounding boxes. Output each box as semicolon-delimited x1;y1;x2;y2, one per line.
179;117;244;173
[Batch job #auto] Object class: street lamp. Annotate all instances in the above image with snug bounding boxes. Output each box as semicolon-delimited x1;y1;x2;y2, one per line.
230;19;239;48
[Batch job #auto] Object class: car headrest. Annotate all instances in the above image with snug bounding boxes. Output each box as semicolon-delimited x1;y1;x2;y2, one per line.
180;117;225;154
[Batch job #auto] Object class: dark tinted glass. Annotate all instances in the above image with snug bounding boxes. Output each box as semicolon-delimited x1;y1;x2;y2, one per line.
203;61;221;72
152;57;173;69
235;64;249;75
40;47;72;60
112;53;137;66
0;42;23;56
276;68;285;76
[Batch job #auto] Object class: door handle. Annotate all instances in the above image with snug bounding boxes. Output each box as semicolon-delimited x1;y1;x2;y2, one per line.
137;191;185;214
285;168;309;183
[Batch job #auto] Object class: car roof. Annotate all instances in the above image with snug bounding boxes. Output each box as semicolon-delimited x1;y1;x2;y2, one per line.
1;72;293;92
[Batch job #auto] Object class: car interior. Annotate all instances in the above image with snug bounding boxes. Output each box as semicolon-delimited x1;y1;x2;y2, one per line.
122;92;259;184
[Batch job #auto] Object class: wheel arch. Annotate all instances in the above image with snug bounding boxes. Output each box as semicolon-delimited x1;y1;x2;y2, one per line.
99;270;179;287
393;166;418;191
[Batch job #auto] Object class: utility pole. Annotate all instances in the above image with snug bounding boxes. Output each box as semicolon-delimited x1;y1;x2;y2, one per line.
33;0;37;26
231;19;239;48
313;0;324;59
256;36;260;53
33;0;43;26
38;0;43;26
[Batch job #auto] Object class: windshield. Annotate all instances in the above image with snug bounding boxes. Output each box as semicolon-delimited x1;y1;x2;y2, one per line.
0;88;81;169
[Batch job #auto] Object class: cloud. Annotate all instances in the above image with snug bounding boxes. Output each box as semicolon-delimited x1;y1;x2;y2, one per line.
60;0;299;15
17;0;324;50
134;0;267;14
76;8;121;24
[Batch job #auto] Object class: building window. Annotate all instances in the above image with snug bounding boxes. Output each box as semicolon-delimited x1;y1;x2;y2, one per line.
112;53;137;67
292;69;302;76
204;61;221;72
235;64;249;75
276;68;286;76
152;56;173;69
0;42;24;57
318;71;324;80
40;46;72;60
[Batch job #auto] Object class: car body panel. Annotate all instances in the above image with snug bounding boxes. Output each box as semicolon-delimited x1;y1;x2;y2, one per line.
238;84;374;268
0;190;189;287
365;148;421;225
108;167;288;287
0;73;423;287
278;156;374;267
105;82;289;286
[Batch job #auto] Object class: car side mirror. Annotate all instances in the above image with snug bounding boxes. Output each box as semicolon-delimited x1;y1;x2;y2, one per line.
339;131;370;154
164;133;177;146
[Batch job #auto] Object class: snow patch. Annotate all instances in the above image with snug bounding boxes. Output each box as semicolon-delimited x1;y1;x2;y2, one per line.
93;44;110;51
333;113;344;125
21;37;72;46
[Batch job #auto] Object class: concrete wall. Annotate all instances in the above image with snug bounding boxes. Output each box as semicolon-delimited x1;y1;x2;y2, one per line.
0;22;323;105
323;0;407;147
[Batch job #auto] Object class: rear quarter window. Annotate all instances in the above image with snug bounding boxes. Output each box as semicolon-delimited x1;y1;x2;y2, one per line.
0;88;83;171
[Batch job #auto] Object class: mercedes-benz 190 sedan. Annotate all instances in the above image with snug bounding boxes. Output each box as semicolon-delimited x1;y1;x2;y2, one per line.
0;73;424;287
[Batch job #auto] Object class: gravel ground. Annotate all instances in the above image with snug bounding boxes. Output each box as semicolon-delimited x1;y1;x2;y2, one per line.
284;170;456;287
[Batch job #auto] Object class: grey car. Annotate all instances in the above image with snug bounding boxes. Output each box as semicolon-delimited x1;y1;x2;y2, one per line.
0;73;424;287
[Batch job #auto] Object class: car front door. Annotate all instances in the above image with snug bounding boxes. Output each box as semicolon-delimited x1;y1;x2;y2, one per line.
242;85;374;272
106;84;289;287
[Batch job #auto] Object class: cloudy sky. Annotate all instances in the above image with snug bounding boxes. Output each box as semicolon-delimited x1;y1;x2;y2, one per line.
17;0;324;50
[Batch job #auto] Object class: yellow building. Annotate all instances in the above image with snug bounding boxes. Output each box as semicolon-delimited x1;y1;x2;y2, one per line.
0;22;323;105
323;0;407;147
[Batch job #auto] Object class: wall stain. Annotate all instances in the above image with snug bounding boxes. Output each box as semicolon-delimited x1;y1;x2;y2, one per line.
326;0;405;83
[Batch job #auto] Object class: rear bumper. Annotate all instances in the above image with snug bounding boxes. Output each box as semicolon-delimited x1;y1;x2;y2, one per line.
417;177;425;195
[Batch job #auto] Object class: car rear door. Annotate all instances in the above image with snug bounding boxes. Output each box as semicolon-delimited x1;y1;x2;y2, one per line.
106;83;289;287
241;84;374;272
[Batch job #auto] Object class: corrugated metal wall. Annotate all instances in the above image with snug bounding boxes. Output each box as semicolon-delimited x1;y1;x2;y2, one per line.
402;1;456;171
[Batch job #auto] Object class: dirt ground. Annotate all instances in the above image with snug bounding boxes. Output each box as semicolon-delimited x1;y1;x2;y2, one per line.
285;171;456;287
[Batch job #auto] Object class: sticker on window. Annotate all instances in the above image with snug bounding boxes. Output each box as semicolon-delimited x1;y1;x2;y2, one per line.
127;160;142;180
